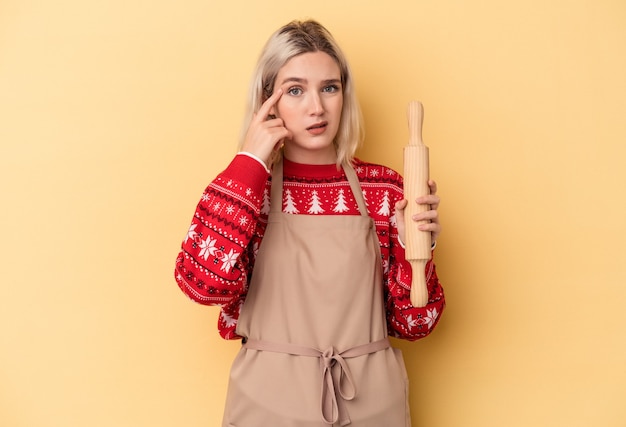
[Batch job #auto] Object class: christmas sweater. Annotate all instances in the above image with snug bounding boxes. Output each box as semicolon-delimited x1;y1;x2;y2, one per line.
175;154;445;341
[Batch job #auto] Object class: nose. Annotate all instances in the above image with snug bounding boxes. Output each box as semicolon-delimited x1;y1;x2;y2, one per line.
309;92;324;116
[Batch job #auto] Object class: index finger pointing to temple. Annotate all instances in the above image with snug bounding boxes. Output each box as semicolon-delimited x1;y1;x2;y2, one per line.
256;89;283;121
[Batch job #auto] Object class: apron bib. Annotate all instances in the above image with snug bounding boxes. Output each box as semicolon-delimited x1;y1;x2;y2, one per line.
223;160;410;427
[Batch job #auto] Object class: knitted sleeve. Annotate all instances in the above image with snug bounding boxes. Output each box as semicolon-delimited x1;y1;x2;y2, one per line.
174;154;269;339
385;249;446;341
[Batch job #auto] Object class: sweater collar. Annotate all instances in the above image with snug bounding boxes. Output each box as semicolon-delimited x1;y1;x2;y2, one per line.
282;157;345;179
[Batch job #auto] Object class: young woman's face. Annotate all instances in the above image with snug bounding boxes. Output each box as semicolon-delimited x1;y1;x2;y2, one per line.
272;51;343;164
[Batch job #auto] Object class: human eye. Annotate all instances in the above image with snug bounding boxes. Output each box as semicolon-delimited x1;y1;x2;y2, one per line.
322;84;340;93
287;86;303;96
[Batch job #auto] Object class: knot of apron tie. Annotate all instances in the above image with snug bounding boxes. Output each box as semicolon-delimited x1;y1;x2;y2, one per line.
320;346;356;425
242;337;391;426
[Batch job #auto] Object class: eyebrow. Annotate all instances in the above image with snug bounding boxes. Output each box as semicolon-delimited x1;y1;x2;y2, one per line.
279;77;342;86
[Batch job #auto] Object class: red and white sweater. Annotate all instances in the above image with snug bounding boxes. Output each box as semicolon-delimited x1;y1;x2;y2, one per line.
175;154;445;341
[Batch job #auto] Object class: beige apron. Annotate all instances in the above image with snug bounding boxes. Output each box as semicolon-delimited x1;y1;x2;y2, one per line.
223;160;411;427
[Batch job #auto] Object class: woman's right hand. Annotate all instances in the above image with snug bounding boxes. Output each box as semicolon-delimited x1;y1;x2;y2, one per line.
241;89;292;166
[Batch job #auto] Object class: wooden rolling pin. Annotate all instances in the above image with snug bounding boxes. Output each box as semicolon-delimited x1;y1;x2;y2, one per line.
403;101;431;307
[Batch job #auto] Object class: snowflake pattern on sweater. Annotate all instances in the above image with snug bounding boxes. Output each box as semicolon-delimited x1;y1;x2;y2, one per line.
175;154;445;340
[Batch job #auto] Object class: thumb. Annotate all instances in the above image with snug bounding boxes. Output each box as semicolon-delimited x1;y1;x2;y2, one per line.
394;199;407;246
395;199;408;211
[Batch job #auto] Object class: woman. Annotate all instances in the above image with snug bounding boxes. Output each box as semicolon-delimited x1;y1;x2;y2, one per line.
175;19;445;426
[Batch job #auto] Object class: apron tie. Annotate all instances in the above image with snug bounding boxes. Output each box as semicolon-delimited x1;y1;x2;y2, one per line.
320;346;355;425
243;337;391;426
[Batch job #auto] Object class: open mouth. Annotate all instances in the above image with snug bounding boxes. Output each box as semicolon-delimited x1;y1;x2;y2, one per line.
307;122;328;131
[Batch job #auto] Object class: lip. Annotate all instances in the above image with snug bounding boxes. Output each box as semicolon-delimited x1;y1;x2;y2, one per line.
306;121;328;135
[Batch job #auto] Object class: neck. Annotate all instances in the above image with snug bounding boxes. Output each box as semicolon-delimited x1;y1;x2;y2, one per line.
283;145;337;165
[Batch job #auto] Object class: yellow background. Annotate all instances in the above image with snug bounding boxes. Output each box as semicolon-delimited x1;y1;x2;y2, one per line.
1;1;625;426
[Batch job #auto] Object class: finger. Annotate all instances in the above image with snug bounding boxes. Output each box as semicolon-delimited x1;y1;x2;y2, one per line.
416;194;439;203
272;128;292;150
416;194;440;209
428;179;438;195
419;223;441;242
255;89;283;123
413;209;439;222
418;222;441;232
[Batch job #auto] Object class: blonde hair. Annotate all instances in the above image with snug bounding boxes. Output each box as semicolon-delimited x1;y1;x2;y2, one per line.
238;20;364;168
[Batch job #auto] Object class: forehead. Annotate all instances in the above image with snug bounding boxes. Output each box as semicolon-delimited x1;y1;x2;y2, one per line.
277;51;341;81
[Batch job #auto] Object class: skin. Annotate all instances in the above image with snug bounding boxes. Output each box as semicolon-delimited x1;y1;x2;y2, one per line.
242;51;441;243
271;51;343;164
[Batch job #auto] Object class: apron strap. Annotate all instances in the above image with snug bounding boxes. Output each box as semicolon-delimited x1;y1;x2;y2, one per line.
343;161;369;217
243;337;391;426
270;159;284;214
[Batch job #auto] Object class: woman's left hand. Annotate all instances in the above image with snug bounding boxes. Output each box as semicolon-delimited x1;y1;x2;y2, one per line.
395;179;441;247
